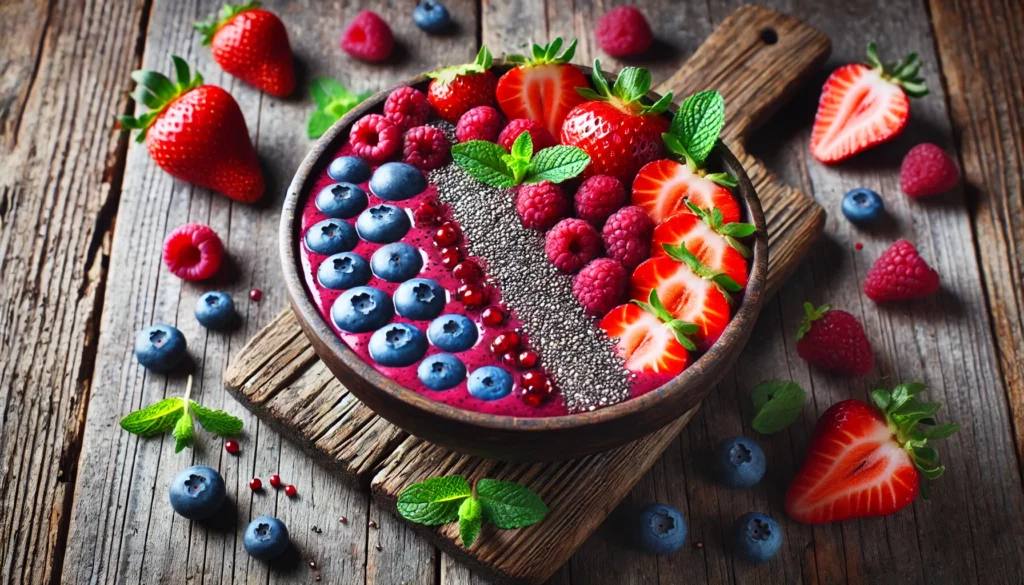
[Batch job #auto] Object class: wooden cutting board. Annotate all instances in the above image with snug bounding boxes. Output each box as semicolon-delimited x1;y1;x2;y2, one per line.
224;6;829;584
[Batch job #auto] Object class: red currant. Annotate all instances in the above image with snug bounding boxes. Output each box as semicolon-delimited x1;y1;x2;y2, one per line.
440;248;461;270
269;474;283;488
458;284;487;309
224;440;240;454
501;352;518;368
433;222;459;246
517;350;539;369
249;477;263;491
452;261;482;283
520;371;548;392
249;288;263;302
480;305;506;326
285;484;297;497
414;198;443;226
490;331;521;354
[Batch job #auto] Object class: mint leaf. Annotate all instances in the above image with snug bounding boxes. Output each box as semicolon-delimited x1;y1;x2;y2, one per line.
189;401;243;435
511;131;533;161
476;479;548;529
397;475;472;525
307;110;336;139
523;146;590;184
670;90;725;167
306;78;371;139
173;406;194;453
452;141;517;188
458;497;483;547
120;397;184;436
751;381;805;434
310;77;349;110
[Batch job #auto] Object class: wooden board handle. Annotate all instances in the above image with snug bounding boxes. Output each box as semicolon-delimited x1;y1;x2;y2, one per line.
655;5;830;144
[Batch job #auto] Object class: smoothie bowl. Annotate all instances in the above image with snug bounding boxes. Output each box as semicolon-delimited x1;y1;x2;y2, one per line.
281;44;768;461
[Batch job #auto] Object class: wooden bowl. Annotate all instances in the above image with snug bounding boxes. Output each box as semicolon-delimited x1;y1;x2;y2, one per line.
280;65;769;462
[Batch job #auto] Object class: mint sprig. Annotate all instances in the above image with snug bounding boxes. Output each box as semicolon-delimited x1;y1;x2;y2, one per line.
661;90;737;188
631;289;699;351
661;243;743;295
119;375;243;453
452;132;590;188
751;380;806;434
307;77;372;139
684;200;756;258
458;497;483;546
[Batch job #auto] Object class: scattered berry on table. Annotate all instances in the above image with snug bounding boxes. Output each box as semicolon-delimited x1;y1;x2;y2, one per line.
244;516;290;560
370;161;428;200
318;252;372;290
269;474;283;488
195;291;235;330
393;278;446;320
249;477;263;491
305;218;358;255
403;125;451;171
732;513;782;563
841;188;884;227
713;437;766;488
595;6;654;57
413;197;444;227
855;242;864;250
573;258;627;317
135;324;187;372
602;206;654;271
224;439;240;454
632;159;741;225
480;305;506;326
456;283;487;308
412;1;452;34
369;323;428;367
169;465;226;520
495;37;589;138
163;223;224;281
433;221;460;246
452;260;482;283
284;485;297;497
195;3;295;97
327;155;371;184
795;303;873;377
383;86;431;131
331;286;394;333
516;349;539;368
900;142;959;198
427;314;478;352
316;182;368;219
349;114;400;163
490;331;521;355
516;181;570;231
455;106;505;143
574;175;626;226
370;242;423;282
356;203;412;243
546;218;602;274
497;118;556;152
340;10;393;62
863;239;940;302
427;46;498;122
417;353;467;390
630;504;687;555
249;288;262;302
467;366;513;401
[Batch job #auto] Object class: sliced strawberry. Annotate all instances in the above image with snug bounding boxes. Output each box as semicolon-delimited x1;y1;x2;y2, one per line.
652;212;748;289
785;383;957;524
496;38;589;139
810;43;928;164
632;159;740;225
630;256;731;349
598;291;696;375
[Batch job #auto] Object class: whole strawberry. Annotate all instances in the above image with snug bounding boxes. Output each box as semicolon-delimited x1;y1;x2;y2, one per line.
119;57;264;203
196;3;295;97
796;303;873;377
426;46;498;123
560;60;670;182
863;239;940;301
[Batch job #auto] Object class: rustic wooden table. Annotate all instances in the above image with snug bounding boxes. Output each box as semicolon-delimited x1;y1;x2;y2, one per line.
2;0;1022;584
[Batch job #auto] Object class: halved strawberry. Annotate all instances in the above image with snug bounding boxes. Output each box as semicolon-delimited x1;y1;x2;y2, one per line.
810;42;928;164
632;159;740;225
785;383;957;524
598;290;696;375
496;38;589;140
652;212;749;289
630;256;731;349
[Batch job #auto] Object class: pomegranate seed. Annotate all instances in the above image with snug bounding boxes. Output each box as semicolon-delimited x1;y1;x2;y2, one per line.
224;440;240;454
458;284;487;308
249;288;263;301
249;477;263;491
269;474;283;488
517;350;539;368
490;331;520;354
480;306;506;326
414;199;442;226
452;261;482;283
441;249;461;270
855;242;864;250
285;484;297;497
521;389;546;407
521;371;548;392
433;222;459;246
501;352;518;368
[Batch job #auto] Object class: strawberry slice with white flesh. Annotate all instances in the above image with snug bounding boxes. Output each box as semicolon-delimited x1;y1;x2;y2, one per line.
598;289;697;375
652;202;754;288
785;383;958;524
810;42;928;164
496;38;589;139
632;159;741;225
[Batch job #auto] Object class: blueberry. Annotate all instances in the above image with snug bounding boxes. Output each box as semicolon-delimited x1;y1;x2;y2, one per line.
369;162;427;201
631;504;687;555
413;1;452;33
426;314;478;352
243;516;290;560
841;188;885;227
135;324;187;372
713;437;766;488
318;252;371;290
417;353;466;390
368;322;428;367
355;204;411;243
331;286;394;333
168;465;226;520
305;219;358;255
327;155;371;184
316;182;368;219
467;366;513;400
370;242;423;282
194;291;235;329
394;278;447;320
732;512;782;563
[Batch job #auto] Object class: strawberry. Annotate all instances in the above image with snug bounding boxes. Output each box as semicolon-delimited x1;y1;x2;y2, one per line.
810;42;928;163
426;46;498;123
632;161;740;225
795;303;873;377
785;383;958;524
195;3;295;97
651;204;752;289
560;60;671;182
119;57;264;203
495;38;589;139
598;289;697;375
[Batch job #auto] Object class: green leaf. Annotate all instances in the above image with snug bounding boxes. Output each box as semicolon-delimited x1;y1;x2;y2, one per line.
575;87;604;101
189;401;243;435
120;397;184;437
171;56;192;89
307;110;336;139
452;141;517;187
397;476;472;525
458;497;483;547
130;86;164;110
871;389;892;410
310;77;349;109
476;479;548;529
661;132;691;162
173;406;194;453
750;381;806;434
724;235;752;258
640;91;673;115
131;70;177;102
706;172;738;189
670;90;725;167
587;59;613;99
919;465;945;480
523;145;590;184
797;302;830;340
718;222;757;238
612;67;652;104
511;131;533;161
926;423;960;440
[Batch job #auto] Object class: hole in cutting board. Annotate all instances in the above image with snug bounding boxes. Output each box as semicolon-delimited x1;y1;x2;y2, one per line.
760;28;778;45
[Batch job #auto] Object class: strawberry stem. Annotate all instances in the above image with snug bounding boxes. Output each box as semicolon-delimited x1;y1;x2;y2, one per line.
796;302;830;340
505;37;578;67
631;289;698;351
194;2;261;45
118;56;204;142
865;42;929;98
574;60;671;115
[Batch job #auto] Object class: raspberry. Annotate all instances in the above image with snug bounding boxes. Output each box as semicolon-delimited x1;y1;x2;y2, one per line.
573;258;627;317
403;125;450;170
384;86;431;131
574;175;626;225
863;239;940;302
900;143;959;198
595;6;653;57
162;223;224;281
498;118;557;151
516;181;570;231
340;10;393;62
602;206;653;271
545;218;602;273
349;114;400;163
796;303;873;377
456;106;505;143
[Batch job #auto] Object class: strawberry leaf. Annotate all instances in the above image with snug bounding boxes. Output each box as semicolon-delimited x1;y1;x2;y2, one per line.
718;222;757;238
926;423;960;440
706;172;738;189
612;67;652;104
871;389;892;410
